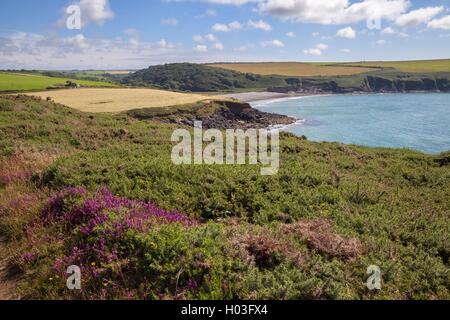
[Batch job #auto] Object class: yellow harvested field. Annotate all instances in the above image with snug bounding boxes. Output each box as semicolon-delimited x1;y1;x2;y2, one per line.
25;88;215;113
209;62;374;76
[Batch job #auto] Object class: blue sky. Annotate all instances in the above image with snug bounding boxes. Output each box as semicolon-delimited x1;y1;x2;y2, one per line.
1;0;450;69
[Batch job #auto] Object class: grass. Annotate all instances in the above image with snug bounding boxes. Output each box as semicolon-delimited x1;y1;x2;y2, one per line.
208;62;375;77
0;95;449;300
23;88;220;113
333;59;450;73
0;72;117;92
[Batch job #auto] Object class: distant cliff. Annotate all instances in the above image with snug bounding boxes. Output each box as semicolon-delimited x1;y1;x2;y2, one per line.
268;71;450;94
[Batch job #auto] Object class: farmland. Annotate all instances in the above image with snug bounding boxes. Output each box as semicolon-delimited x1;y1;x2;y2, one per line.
335;59;450;73
0;72;117;92
208;62;375;77
24;88;217;113
208;60;450;77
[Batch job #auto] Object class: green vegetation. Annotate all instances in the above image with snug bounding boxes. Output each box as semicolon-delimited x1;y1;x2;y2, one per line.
0;72;117;92
122;63;287;92
120;63;450;94
0;95;449;300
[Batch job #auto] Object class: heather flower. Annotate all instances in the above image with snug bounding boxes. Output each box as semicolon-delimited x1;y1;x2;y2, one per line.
42;186;197;287
22;252;35;263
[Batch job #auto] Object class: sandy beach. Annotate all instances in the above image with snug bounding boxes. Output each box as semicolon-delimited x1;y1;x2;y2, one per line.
221;91;311;103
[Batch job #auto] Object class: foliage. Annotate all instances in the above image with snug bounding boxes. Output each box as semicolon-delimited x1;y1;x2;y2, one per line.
0;95;449;300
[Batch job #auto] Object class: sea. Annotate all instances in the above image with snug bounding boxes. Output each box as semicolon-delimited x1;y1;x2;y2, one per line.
253;93;450;154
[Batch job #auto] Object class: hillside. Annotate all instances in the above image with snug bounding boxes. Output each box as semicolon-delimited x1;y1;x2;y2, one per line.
0;95;449;300
121;63;287;92
122;63;450;94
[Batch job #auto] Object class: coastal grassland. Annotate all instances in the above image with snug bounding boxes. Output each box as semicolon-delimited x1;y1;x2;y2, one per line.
335;59;450;73
207;62;375;77
0;95;449;300
0;72;117;92
23;88;218;113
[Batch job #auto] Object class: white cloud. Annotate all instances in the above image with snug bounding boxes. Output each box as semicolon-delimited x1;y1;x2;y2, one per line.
257;0;410;25
316;43;329;50
395;6;443;27
340;48;351;53
194;44;208;52
428;15;450;30
336;26;356;39
229;21;243;30
260;39;284;47
376;39;386;45
212;21;243;32
205;33;217;41
381;27;396;34
381;27;408;38
286;32;296;37
303;42;329;56
247;19;273;31
157;39;176;49
64;34;90;50
303;48;322;56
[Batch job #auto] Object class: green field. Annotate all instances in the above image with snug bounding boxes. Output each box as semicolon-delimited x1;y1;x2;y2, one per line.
334;59;450;73
0;72;117;92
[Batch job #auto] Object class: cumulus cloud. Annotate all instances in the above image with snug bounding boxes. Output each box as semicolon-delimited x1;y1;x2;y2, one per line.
194;44;208;52
247;19;272;31
260;39;284;47
381;27;408;37
336;26;356;39
212;21;243;32
395;6;443;27
428;15;450;30
286;32;296;38
303;48;322;56
257;0;410;25
303;43;329;56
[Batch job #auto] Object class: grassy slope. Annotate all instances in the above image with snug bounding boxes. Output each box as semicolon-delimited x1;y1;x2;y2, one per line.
0;72;117;92
334;59;450;73
0;95;449;300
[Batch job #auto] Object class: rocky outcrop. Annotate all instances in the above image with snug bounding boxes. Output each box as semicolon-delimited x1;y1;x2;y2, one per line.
128;100;296;129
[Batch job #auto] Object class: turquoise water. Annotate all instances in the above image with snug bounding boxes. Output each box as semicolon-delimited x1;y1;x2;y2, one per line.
253;93;450;154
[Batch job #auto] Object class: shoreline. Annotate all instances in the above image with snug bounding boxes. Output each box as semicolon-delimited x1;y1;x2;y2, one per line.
221;91;315;104
222;90;450;105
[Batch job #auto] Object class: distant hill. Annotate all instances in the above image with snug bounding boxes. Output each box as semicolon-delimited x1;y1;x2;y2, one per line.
121;63;287;92
122;63;450;94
